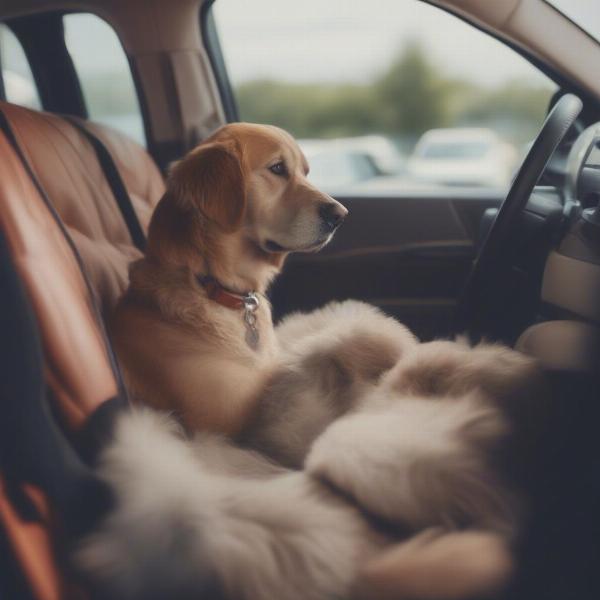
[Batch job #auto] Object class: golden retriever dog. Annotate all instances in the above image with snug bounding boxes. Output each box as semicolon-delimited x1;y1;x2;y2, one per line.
95;123;544;600
111;123;347;435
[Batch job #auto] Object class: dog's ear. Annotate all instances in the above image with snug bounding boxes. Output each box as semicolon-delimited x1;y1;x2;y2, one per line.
168;141;246;232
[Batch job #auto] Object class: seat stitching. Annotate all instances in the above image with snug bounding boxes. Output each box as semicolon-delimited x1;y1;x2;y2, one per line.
36;112;131;244
10;111;108;240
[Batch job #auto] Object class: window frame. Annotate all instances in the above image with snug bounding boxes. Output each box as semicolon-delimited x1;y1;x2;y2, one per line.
0;57;5;101
200;0;239;122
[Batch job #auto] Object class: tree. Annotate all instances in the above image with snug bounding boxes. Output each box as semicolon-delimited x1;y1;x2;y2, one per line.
456;80;552;144
233;42;554;146
375;40;450;137
236;80;380;139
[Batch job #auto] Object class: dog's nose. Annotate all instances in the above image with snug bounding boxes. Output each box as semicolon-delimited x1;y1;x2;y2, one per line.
319;202;348;232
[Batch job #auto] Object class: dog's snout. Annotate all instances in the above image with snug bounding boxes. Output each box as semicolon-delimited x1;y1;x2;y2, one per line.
319;203;348;232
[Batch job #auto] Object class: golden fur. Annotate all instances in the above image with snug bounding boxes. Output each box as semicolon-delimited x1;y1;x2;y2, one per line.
111;123;347;435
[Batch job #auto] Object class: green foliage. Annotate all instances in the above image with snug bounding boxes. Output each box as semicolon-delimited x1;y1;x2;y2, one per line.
455;80;552;141
235;42;554;145
375;40;450;136
237;80;381;138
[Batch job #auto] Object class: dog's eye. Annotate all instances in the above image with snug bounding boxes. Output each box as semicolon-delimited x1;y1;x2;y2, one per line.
269;161;287;177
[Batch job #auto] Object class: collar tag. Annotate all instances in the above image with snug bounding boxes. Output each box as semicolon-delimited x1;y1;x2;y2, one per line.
197;275;261;350
243;293;260;350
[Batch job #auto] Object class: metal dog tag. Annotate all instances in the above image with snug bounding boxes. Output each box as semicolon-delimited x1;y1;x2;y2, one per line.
243;293;260;350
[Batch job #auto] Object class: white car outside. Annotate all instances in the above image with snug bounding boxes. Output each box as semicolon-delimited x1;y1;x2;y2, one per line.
300;146;380;192
407;128;518;188
300;135;404;175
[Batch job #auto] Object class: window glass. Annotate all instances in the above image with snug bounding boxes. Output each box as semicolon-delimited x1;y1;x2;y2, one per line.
0;24;41;109
213;0;557;193
64;13;145;145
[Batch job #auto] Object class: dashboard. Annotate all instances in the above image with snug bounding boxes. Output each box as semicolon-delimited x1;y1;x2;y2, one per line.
541;120;600;326
472;110;600;344
566;122;600;209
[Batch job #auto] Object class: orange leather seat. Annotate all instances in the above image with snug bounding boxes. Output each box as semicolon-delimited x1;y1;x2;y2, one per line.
0;102;164;318
0;101;164;599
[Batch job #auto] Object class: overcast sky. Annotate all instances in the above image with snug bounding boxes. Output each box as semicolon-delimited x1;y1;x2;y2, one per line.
213;0;593;89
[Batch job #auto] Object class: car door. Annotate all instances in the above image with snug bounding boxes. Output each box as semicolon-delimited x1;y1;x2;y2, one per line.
206;0;557;340
270;188;501;339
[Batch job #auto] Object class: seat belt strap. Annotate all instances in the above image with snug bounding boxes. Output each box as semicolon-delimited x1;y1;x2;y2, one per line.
62;115;147;253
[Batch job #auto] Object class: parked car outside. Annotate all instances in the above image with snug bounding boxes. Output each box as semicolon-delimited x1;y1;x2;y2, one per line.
407;128;518;187
300;135;406;193
299;145;379;193
325;135;405;174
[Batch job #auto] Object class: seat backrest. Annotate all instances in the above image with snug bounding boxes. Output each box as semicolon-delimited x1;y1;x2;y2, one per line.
0;102;164;599
0;102;165;318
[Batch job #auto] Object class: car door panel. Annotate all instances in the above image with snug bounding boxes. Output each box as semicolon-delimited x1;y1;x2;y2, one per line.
270;190;504;339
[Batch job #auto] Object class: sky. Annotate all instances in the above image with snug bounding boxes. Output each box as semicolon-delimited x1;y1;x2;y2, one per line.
213;0;559;89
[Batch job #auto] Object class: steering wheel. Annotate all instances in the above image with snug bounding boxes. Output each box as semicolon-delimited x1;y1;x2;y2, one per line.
455;93;583;338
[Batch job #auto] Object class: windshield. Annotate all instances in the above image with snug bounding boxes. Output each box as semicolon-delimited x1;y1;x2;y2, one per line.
544;1;600;43
419;141;490;160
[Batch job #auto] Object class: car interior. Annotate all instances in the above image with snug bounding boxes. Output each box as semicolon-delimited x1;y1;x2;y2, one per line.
0;0;599;598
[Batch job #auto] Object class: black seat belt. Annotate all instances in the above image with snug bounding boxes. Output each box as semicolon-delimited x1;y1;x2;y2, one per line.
62;115;147;253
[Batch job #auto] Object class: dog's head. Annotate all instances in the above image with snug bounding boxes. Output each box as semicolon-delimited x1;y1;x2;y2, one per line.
165;123;347;256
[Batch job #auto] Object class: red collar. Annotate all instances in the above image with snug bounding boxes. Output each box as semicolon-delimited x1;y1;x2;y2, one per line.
196;275;255;310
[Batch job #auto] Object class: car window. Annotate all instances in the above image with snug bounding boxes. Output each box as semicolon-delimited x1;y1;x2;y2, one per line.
212;0;557;193
63;13;145;145
0;23;41;109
